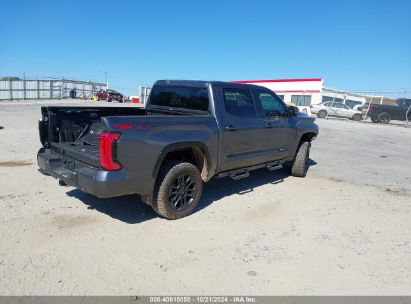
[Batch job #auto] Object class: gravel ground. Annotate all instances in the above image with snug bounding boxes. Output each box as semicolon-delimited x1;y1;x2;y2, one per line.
0;100;410;295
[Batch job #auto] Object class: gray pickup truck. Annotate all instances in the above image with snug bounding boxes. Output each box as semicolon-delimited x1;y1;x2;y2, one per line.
38;80;318;219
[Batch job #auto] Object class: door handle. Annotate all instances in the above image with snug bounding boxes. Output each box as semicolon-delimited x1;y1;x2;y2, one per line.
226;124;238;131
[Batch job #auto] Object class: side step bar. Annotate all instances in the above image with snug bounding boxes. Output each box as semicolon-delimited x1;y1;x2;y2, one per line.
267;163;283;171
217;160;285;180
230;172;250;180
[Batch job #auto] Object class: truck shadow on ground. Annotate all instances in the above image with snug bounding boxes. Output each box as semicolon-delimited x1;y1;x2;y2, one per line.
67;160;317;224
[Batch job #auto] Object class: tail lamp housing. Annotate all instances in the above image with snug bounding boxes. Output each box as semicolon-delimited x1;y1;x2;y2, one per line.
99;132;122;170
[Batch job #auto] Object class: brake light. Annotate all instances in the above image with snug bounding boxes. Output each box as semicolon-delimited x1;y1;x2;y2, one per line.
99;132;121;170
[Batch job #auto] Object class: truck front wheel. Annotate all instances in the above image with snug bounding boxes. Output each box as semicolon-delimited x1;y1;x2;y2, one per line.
290;141;311;177
377;112;391;124
153;161;203;220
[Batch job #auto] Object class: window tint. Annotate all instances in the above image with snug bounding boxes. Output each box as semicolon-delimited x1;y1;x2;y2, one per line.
291;95;311;106
223;88;256;117
257;91;287;117
150;85;209;111
277;95;284;101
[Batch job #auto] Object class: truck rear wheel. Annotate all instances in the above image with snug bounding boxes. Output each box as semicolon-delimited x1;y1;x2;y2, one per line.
290;141;311;177
153;161;203;220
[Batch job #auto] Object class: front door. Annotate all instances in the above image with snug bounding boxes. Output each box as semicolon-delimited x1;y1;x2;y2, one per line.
219;87;266;171
253;90;296;161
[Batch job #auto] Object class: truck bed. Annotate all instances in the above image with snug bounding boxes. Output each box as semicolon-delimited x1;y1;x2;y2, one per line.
39;106;203;169
50;142;99;167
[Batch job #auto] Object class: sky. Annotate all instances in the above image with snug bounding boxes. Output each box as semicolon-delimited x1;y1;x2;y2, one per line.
0;0;410;96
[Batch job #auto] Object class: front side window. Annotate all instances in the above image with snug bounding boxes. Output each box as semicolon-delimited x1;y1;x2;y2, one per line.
257;91;287;117
150;85;209;112
222;88;256;117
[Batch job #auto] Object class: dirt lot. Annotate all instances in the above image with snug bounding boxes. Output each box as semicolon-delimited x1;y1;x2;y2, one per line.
0;100;410;295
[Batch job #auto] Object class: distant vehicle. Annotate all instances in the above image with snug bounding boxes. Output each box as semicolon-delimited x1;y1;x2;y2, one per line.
37;80;318;219
366;99;411;124
353;104;364;111
95;89;123;102
311;102;363;121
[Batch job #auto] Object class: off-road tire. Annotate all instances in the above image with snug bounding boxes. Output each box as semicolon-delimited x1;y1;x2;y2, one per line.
317;110;327;119
291;141;311;177
352;113;362;121
153;161;203;220
377;112;391;124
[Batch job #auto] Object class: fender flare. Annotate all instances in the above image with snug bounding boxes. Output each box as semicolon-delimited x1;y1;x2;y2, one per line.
151;141;213;181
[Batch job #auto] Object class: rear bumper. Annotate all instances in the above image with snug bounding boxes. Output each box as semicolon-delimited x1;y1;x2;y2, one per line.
37;148;136;198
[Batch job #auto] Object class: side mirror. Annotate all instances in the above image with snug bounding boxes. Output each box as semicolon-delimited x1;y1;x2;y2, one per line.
288;106;298;117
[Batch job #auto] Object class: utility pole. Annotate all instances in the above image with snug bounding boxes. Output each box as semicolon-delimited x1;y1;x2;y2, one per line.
105;72;108;89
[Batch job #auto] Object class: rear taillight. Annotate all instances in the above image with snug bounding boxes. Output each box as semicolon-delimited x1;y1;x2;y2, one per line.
99;132;121;170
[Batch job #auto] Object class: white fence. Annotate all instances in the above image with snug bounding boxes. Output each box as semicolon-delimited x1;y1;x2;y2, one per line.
0;79;107;100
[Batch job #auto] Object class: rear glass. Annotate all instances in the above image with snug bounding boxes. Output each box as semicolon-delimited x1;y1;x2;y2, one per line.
150;85;209;112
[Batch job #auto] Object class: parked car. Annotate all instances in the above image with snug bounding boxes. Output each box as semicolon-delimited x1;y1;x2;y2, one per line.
311;102;363;121
366;99;411;124
37;80;318;219
95;89;123;102
353;104;364;112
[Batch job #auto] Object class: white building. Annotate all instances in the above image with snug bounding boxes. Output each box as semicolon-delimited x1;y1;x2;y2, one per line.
233;78;392;113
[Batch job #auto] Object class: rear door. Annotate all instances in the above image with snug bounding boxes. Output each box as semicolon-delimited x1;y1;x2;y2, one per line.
327;102;340;117
332;103;351;118
253;89;296;161
217;87;267;171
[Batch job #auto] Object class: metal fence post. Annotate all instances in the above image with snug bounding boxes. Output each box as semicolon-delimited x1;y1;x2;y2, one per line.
37;80;40;99
23;78;26;100
9;79;12;100
364;97;373;119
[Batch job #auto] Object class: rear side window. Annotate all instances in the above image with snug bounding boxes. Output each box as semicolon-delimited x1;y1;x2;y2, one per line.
222;88;256;117
150;85;209;112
